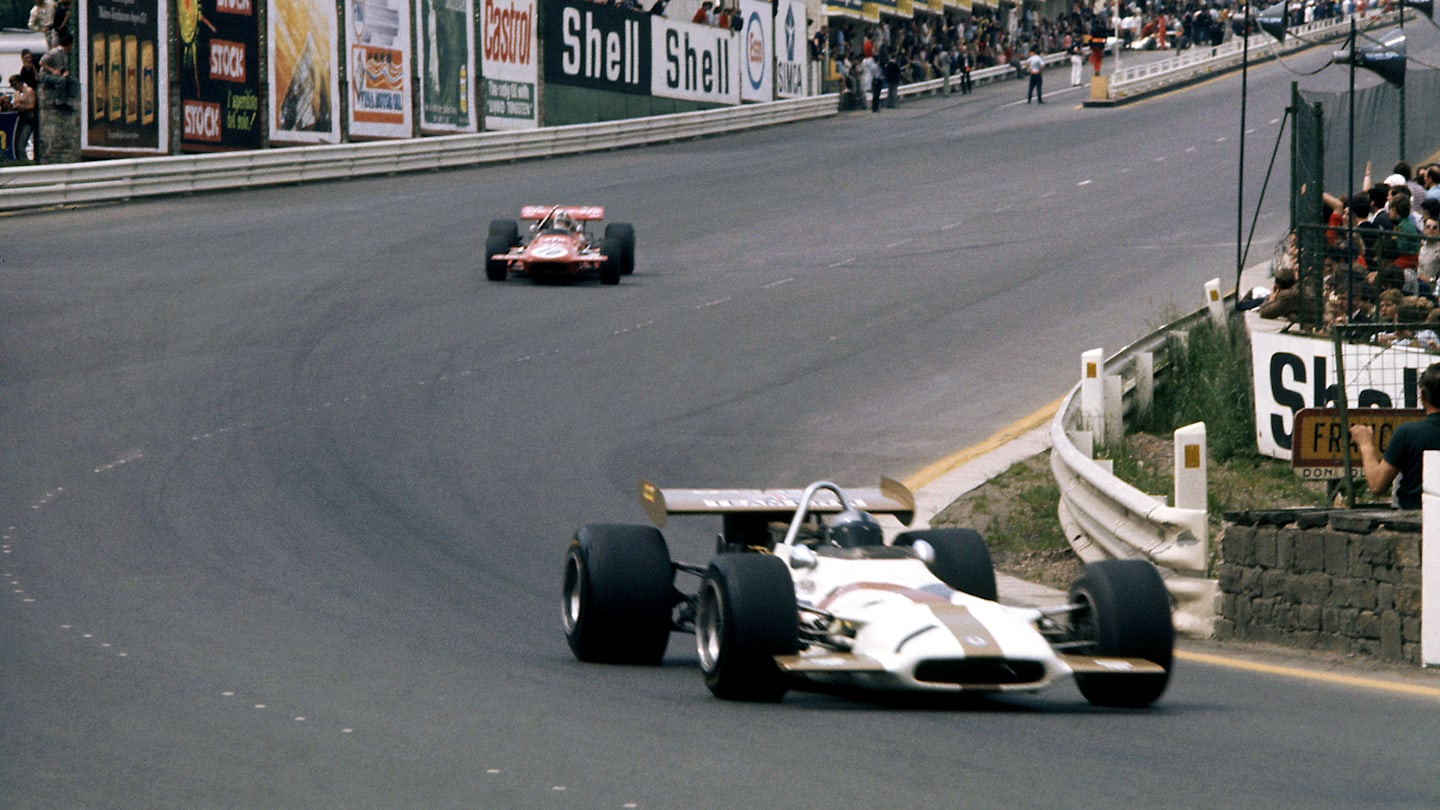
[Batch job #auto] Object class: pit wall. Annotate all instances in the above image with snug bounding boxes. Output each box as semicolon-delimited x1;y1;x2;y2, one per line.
1216;509;1423;663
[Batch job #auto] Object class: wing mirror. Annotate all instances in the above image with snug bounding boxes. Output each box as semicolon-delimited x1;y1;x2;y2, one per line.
910;539;936;564
789;544;818;570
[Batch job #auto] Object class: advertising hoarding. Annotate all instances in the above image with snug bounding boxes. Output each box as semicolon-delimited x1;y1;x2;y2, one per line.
177;0;262;152
651;17;737;104
542;0;651;96
773;0;807;98
346;0;414;139
81;0;169;154
268;0;341;144
481;0;537;129
738;0;770;102
416;0;476;133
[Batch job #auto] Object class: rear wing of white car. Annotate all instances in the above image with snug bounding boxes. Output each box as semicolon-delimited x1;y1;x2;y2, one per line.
519;205;605;221
638;478;915;529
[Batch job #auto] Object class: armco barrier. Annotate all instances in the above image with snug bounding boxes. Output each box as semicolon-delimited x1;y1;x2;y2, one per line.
0;94;841;212
1049;301;1220;637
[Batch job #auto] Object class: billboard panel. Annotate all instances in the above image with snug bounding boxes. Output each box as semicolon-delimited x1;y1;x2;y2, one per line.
177;0;262;152
542;0;650;96
268;0;341;144
481;0;537;129
81;0;169;154
416;0;476;133
346;0;414;139
651;17;737;105
738;0;769;102
773;0;807;98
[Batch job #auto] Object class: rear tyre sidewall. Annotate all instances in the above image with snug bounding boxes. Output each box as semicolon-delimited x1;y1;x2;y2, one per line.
696;554;798;701
562;524;674;664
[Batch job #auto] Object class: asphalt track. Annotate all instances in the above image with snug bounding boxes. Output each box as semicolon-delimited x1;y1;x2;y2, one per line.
4;40;1440;809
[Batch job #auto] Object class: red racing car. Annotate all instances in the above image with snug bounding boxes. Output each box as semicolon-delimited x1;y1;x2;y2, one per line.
486;205;635;285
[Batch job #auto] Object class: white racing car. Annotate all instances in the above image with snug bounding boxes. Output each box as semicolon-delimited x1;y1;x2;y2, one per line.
562;478;1175;707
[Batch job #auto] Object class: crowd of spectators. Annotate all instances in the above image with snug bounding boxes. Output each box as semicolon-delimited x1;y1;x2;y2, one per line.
1253;161;1440;345
806;1;1286;110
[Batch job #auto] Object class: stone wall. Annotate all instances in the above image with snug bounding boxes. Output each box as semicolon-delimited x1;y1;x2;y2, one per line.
35;83;80;165
1216;509;1424;663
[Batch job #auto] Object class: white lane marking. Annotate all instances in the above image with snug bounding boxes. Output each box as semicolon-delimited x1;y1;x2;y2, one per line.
696;296;731;309
827;258;855;268
1077;179;1092;187
884;239;910;248
763;277;795;289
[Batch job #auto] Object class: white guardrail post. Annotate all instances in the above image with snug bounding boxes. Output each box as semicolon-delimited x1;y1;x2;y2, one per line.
1424;450;1440;666
1050;284;1221;637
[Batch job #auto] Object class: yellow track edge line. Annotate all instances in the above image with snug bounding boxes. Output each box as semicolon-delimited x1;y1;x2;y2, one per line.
1177;649;1440;699
902;397;1064;492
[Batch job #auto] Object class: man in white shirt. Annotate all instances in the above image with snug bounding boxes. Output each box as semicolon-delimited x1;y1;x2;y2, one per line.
1025;50;1044;104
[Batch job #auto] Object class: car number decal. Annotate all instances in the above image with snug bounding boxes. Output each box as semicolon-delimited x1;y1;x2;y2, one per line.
532;245;568;259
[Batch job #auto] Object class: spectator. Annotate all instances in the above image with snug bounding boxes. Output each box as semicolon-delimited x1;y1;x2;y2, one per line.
647;0;667;14
1024;48;1044;104
691;1;712;25
28;0;55;47
7;75;36;162
1387;194;1421;271
38;29;75;109
1349;363;1440;509
1418;216;1440;291
19;50;38;90
862;50;882;113
883;50;901;108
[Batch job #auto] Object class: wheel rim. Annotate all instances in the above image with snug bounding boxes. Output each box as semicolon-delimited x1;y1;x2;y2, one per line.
696;581;723;672
562;554;583;634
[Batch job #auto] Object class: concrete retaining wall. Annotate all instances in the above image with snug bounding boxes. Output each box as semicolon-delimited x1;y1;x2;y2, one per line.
1216;509;1423;663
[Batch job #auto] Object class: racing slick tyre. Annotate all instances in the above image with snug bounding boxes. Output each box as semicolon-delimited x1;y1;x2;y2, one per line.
563;524;675;665
485;235;513;282
696;554;799;702
603;222;636;275
893;528;997;601
488;218;519;242
1066;559;1174;708
599;236;623;285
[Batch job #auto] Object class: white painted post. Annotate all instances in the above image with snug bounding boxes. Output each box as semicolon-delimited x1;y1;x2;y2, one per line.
1205;278;1224;325
1135;352;1154;419
1423;450;1440;667
1080;348;1104;437
1104;374;1124;448
1174;422;1207;511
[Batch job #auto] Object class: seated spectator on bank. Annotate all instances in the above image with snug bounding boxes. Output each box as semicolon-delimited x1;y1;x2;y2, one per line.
1239;264;1301;321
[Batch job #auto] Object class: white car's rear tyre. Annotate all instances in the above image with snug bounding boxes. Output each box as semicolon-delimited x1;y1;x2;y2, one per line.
696;555;798;701
1067;559;1174;708
563;524;674;664
894;528;997;601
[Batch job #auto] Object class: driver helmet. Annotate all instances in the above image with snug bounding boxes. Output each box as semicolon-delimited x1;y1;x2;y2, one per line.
553;212;575;230
827;508;883;548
